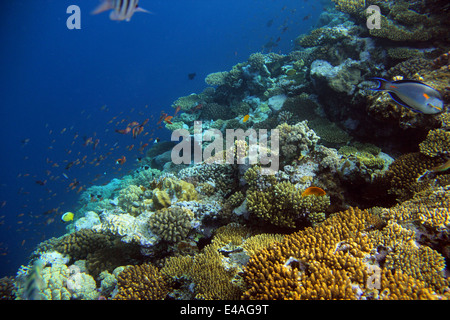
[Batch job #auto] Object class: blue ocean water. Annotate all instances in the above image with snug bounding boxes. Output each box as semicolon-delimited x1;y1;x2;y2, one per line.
0;0;322;277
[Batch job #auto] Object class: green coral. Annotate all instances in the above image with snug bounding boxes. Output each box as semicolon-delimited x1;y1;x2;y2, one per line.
201;102;232;121
309;118;351;146
165;120;186;132
172;93;202;111
205;71;229;86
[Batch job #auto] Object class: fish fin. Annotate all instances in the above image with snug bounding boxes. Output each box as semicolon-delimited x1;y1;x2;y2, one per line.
109;10;123;21
368;77;389;91
388;92;423;113
136;7;152;14
91;0;114;15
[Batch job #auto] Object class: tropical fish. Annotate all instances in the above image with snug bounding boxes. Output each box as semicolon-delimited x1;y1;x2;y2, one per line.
164;116;173;125
157;112;168;125
116;155;126;165
140;118;149;127
115;127;132;134
61;211;74;222
23;259;45;300
301;186;326;197
369;78;444;114
188;73;196;80
242;114;250;123
174;105;181;116
92;0;150;22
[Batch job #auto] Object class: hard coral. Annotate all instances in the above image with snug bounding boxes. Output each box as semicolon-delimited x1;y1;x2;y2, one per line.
149;206;194;243
419;128;450;157
114;263;169;300
277;120;319;166
151;176;198;210
242;207;448;300
246;180;330;228
381;152;445;201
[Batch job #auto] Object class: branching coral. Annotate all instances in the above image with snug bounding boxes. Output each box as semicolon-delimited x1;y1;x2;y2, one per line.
419;129;450;157
114;263;169;300
161;223;284;300
242;207;448;300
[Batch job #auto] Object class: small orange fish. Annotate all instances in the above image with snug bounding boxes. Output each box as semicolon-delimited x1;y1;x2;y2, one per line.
301;186;326;197
140;118;149;126
128;121;140;127
138;143;148;152
115;127;131;134
157;112;168;125
174;106;181;116
116;156;126;165
164;116;173;125
243;114;250;123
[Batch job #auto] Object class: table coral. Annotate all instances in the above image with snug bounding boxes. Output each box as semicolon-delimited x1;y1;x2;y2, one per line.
114;263;169;300
149;206;194;243
242;207;448;300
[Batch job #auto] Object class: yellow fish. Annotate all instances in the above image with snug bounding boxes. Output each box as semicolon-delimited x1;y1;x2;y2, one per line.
243;114;250;123
61;211;74;222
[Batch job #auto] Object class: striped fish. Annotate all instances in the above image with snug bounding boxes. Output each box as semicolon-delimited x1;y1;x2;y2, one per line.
23;259;45;300
92;0;150;21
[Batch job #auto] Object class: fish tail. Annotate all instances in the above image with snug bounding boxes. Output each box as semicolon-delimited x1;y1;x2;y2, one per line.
368;77;389;91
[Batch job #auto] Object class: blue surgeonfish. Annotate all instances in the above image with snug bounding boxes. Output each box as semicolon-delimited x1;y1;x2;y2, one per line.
369;78;444;114
92;0;150;21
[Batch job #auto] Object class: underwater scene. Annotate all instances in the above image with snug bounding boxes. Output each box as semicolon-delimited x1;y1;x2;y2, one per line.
1;0;450;301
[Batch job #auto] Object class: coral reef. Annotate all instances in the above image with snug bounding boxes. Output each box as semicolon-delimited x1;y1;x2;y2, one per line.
277;120;319;166
380;152;446;201
10;1;450;301
242;207;449;299
246;179;330;228
149;206;194;243
114;263;169;300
